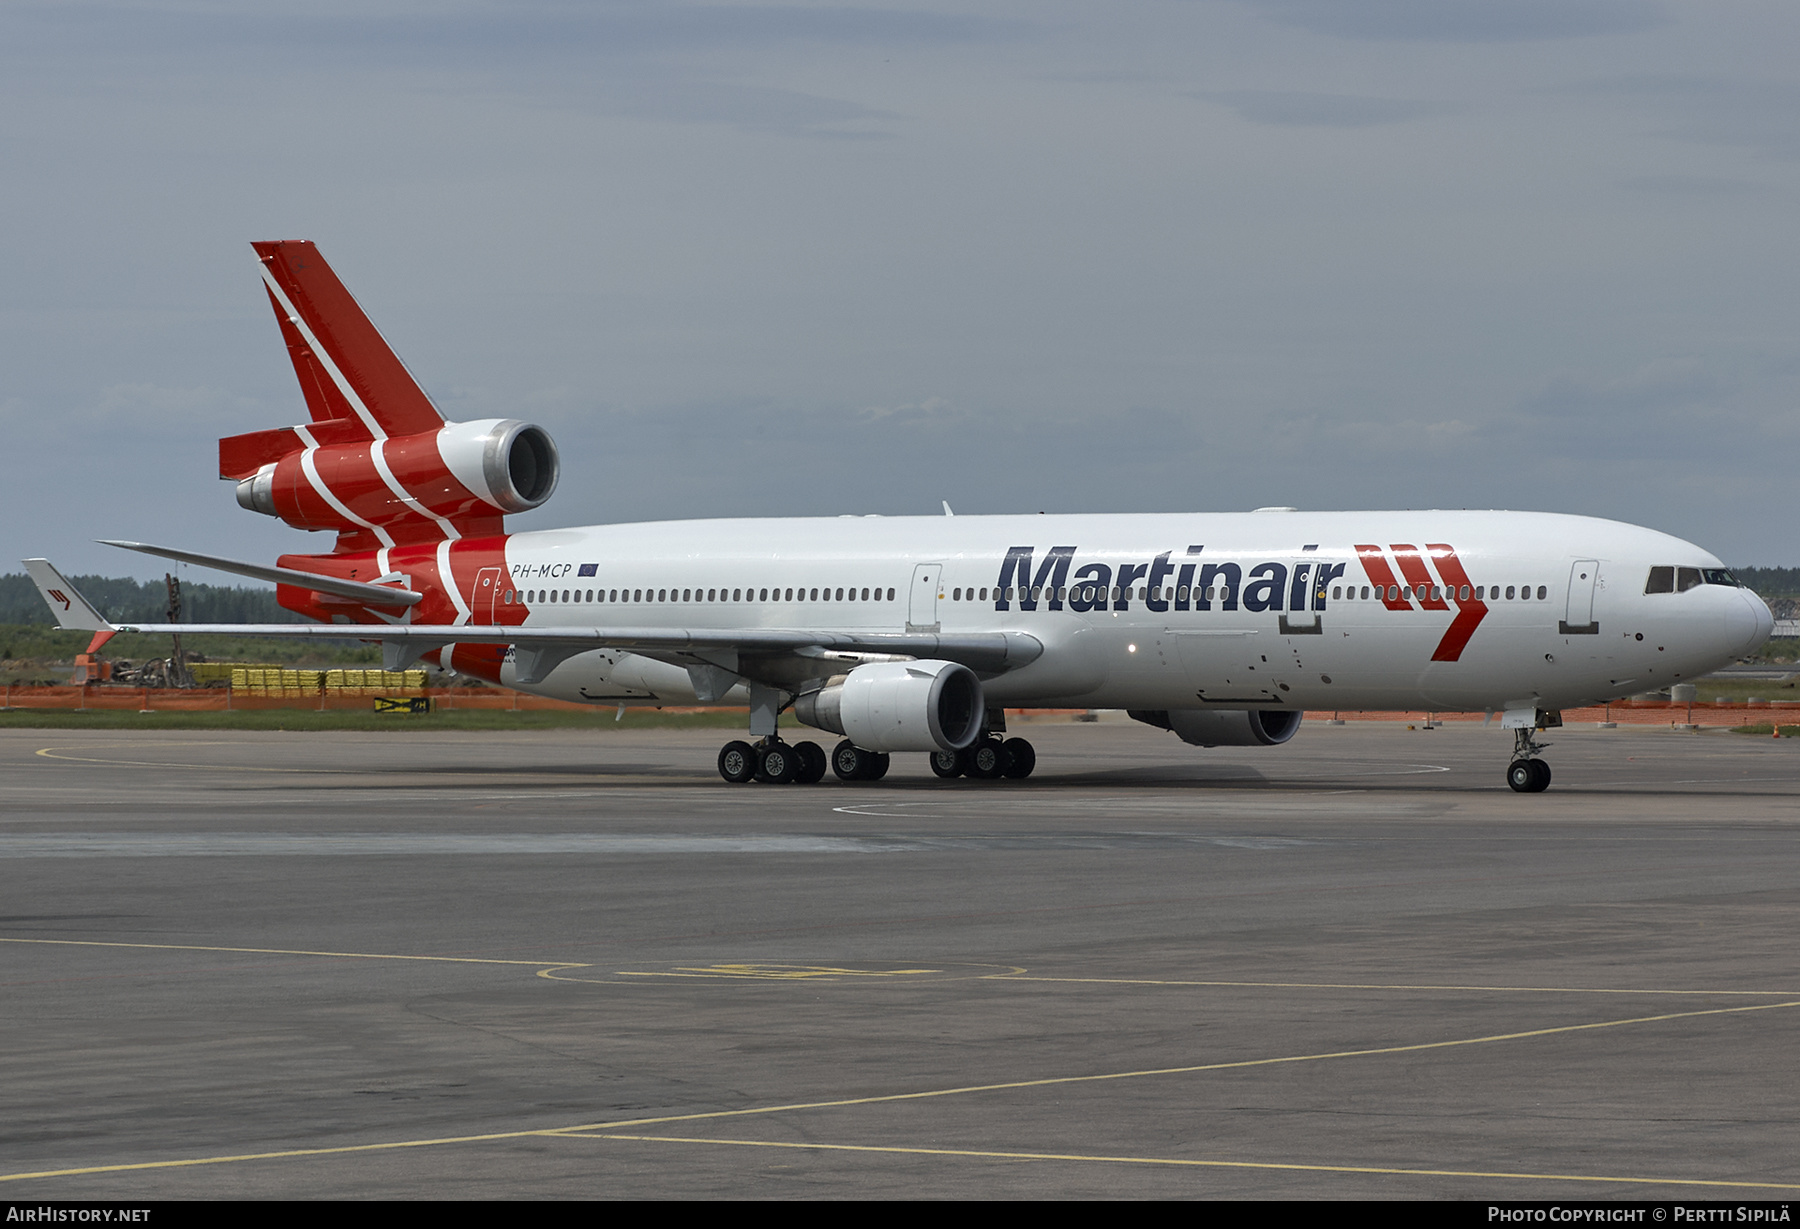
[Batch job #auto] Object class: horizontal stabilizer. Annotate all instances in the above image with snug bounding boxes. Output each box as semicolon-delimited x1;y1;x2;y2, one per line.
99;540;423;607
22;560;114;632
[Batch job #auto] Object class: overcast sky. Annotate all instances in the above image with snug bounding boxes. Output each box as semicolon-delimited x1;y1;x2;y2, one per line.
4;0;1798;581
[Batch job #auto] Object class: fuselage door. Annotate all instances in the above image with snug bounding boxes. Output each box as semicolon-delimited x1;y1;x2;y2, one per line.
1277;560;1330;634
908;563;943;631
474;566;504;625
1564;559;1599;631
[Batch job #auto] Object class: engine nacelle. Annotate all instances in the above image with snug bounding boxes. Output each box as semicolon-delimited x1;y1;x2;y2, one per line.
232;418;559;540
1129;708;1303;747
794;660;985;753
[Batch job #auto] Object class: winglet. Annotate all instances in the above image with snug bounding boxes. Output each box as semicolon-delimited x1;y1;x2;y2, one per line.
22;560;116;633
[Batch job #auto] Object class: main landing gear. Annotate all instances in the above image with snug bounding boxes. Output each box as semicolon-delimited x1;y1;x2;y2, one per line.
1506;726;1553;793
718;737;827;785
928;736;1036;781
714;735;1037;785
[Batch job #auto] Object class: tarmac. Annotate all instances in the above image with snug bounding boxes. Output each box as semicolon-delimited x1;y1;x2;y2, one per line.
2;719;1797;1199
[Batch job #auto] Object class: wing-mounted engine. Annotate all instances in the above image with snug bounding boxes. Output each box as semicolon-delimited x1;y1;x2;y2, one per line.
794;660;985;753
218;240;559;551
1129;708;1302;747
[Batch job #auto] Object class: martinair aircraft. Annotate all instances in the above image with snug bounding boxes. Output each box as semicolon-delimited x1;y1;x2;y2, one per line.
25;242;1775;792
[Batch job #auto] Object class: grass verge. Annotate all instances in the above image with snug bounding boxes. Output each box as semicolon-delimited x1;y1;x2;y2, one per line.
0;708;795;732
1731;723;1799;738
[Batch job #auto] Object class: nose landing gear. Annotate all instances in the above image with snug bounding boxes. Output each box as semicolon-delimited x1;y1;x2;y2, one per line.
1506;756;1551;792
1505;721;1556;793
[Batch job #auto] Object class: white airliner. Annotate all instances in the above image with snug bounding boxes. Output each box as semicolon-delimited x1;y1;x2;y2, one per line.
25;242;1774;792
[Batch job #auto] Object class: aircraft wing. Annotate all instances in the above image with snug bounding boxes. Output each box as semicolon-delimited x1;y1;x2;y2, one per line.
98;540;424;607
23;559;1042;680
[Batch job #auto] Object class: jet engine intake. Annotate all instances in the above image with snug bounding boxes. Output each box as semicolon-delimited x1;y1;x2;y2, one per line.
231;417;559;538
1129;708;1303;747
794;660;984;753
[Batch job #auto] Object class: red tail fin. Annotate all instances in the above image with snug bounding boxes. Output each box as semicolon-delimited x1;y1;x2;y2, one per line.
251;240;445;439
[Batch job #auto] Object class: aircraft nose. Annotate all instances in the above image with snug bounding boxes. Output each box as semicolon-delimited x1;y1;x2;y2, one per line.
1725;589;1774;657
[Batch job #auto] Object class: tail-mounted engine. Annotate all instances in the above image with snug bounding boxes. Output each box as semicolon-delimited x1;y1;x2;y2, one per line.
226;416;559;542
219;240;561;550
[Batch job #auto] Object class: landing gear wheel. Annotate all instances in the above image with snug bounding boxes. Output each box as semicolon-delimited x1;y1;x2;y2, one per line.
966;739;1005;780
719;740;756;784
1506;760;1533;792
930;748;966;778
833;740;873;781
757;742;799;785
1000;737;1036;779
865;751;891;781
793;740;826;784
1507;759;1552;793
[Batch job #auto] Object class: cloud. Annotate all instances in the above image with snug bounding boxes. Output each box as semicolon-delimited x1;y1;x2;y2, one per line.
1236;0;1666;43
1195;90;1462;128
856;395;958;423
1563;75;1800;160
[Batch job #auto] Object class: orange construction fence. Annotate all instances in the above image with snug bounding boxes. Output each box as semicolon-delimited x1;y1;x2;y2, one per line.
0;685;1793;729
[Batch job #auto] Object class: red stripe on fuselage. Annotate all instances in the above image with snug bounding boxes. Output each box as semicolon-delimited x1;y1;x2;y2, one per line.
1426;543;1488;662
1355;545;1412;610
1390;544;1449;611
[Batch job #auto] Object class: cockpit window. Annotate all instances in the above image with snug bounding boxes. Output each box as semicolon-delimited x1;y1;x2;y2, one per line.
1649;565;1741;593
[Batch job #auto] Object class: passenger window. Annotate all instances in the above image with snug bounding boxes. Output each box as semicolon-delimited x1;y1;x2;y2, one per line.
1536;586;1547;600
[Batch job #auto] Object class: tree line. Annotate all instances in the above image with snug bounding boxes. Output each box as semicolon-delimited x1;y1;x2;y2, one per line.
0;574;302;625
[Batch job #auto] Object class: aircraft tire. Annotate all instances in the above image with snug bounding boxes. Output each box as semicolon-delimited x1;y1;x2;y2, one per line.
930;749;967;778
1507;759;1550;793
865;751;891;781
832;740;870;781
1001;738;1036;779
794;740;827;784
719;740;757;784
966;739;1005;780
757;742;799;785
